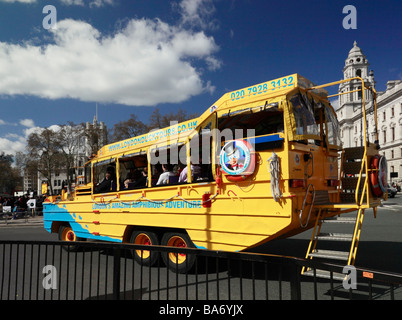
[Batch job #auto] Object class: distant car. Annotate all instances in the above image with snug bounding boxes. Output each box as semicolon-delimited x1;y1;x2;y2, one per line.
387;187;397;198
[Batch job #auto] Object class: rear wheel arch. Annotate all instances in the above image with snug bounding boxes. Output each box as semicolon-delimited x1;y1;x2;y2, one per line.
51;221;68;234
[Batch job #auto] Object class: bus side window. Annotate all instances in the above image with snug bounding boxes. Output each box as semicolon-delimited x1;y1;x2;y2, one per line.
93;162;117;193
119;154;148;190
183;123;214;183
149;146;182;186
84;163;92;185
218;108;284;138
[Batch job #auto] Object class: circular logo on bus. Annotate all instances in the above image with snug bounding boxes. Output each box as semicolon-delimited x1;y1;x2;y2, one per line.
220;140;254;176
378;156;388;193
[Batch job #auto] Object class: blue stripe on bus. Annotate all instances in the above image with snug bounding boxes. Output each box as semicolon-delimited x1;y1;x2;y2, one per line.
247;134;284;144
43;203;121;243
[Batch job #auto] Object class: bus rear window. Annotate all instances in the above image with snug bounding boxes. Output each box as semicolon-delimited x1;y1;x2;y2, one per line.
84;163;91;185
324;104;341;147
288;93;320;140
218;107;284;137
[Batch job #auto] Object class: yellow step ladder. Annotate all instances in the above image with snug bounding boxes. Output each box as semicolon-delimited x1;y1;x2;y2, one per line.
301;207;365;280
302;146;369;280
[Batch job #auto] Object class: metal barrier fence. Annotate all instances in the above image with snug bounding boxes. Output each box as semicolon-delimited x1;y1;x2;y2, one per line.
0;240;401;301
1;209;42;225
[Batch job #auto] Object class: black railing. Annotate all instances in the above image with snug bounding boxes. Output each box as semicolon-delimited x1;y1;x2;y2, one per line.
0;240;401;301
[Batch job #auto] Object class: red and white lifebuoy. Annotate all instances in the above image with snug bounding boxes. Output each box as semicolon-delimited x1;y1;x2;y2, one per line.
219;140;256;182
370;154;387;197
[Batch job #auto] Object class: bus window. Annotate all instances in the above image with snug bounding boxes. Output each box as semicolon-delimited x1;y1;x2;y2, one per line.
288;92;320;141
149;145;183;186
184;119;214;183
218;106;284;138
118;152;148;190
324;103;341;148
84;162;92;185
93;159;117;193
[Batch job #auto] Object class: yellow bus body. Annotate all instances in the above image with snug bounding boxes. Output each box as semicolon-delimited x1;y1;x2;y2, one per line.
44;74;373;253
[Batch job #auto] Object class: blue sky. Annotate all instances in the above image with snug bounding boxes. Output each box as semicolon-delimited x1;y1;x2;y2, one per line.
0;0;401;155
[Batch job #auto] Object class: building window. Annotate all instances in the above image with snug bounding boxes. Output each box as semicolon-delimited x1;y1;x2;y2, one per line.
383;111;386;121
358;86;362;100
392;107;395;117
383;130;386;144
391;150;394;158
391;127;395;141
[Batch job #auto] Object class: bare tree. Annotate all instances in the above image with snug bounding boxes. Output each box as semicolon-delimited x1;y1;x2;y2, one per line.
26;128;62;196
58;122;85;192
0;153;22;195
148;108;198;130
111;114;148;142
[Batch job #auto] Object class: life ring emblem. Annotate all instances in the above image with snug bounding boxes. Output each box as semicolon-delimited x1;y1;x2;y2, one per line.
370;154;388;197
220;140;256;181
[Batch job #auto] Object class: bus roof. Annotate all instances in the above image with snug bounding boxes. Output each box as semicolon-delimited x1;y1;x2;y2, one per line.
96;74;327;160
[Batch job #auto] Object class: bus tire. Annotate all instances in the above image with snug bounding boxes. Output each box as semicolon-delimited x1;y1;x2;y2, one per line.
58;225;84;252
161;232;195;274
130;230;160;267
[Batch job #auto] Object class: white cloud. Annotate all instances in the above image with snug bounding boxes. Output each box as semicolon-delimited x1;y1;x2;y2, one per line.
0;137;26;155
0;119;17;126
178;0;217;30
89;0;114;8
0;0;115;5
59;0;114;7
0;15;220;106
59;0;85;6
20;119;35;128
0;0;36;3
0;122;48;155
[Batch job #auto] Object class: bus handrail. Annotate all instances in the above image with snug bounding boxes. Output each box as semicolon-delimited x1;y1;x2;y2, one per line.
299;183;315;228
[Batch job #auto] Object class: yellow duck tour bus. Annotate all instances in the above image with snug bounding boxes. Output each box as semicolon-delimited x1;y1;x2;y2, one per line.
44;74;387;276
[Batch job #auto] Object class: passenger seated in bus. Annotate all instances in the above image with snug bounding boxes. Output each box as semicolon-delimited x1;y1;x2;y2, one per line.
152;165;162;186
156;164;176;185
178;163;201;183
123;169;135;189
126;167;148;189
95;167;116;193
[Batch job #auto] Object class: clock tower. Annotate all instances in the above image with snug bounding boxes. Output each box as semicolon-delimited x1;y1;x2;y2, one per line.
337;41;376;148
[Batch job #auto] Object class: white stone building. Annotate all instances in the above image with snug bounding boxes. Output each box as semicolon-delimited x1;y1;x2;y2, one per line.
27;116;108;196
336;42;402;185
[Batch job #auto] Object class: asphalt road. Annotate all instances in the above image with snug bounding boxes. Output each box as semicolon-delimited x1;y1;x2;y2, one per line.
0;195;401;301
254;195;402;273
3;199;400;271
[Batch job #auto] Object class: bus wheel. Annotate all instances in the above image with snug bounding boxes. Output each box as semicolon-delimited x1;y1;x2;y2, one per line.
58;225;84;252
161;232;195;274
130;231;160;267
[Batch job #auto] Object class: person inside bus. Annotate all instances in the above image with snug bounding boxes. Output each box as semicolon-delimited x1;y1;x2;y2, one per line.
178;162;201;183
123;168;135;189
127;167;148;189
95;166;116;193
152;164;162;186
156;163;176;185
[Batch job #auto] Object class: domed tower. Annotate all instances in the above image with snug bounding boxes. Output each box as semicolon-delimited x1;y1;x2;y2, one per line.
339;41;375;105
337;41;376;148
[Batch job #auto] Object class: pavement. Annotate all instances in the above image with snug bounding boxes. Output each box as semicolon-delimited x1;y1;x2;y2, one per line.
0;214;44;227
